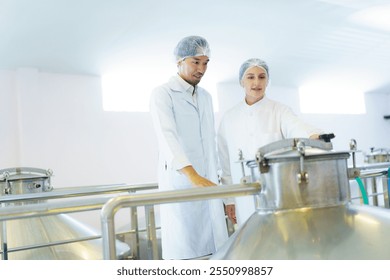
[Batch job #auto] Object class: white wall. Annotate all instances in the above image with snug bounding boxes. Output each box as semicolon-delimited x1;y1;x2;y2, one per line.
0;70;20;167
1;69;160;231
7;68;158;187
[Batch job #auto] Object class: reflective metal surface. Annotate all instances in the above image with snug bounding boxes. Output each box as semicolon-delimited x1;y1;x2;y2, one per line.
249;138;350;210
1;167;130;260
212;203;390;259
212;138;390;260
5;215;130;260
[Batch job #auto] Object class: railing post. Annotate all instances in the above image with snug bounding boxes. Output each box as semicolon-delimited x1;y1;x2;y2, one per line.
101;207;117;260
130;206;139;259
1;221;8;260
145;205;159;260
384;173;390;208
100;183;261;260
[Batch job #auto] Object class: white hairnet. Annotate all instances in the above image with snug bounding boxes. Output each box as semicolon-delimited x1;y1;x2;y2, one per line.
174;36;210;62
239;58;269;83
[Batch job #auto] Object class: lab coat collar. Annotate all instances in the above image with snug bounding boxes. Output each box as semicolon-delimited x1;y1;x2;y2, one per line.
243;96;269;111
169;74;196;94
169;75;198;107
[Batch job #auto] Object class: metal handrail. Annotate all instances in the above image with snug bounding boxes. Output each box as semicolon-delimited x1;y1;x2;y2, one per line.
3;227;157;254
359;169;388;179
0;183;158;259
356;163;390;170
0;196;120;221
5;235;102;253
100;183;261;260
349;166;389;208
0;183;158;203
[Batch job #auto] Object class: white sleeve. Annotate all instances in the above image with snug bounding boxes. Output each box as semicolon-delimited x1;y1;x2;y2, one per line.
149;87;191;170
279;105;323;138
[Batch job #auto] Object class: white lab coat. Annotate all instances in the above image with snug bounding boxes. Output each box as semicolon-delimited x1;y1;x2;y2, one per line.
150;75;228;260
218;97;323;226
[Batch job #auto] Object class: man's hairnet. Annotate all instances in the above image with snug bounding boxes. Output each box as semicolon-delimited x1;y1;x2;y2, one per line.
174;36;210;62
239;58;269;83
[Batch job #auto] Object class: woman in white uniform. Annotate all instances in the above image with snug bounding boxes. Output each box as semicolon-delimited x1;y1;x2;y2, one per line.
150;36;228;260
218;58;323;227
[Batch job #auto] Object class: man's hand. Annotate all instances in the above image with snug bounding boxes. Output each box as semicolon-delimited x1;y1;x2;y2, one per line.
180;165;216;187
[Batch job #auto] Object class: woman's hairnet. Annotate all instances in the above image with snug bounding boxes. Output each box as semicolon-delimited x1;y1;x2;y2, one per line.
174;36;210;62
239;58;269;83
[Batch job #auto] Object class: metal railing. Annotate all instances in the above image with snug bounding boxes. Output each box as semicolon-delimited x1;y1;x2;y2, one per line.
0;183;157;203
350;163;390;208
7;165;386;260
0;183;158;260
100;183;261;260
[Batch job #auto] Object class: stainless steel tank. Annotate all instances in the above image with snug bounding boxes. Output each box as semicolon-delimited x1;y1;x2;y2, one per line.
364;148;390;164
212;138;390;259
0;167;130;260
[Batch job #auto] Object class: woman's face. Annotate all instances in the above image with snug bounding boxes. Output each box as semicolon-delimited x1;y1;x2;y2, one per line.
241;66;268;105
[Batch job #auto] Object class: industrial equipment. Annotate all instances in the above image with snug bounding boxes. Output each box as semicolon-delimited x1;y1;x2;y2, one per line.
0;167;130;260
212;138;390;259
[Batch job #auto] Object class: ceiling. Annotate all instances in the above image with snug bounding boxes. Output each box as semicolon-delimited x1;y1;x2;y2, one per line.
1;0;390;93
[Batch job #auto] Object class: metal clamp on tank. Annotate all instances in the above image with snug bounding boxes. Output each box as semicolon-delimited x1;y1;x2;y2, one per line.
296;140;308;184
256;137;334;174
347;139;361;178
237;149;253;184
2;171;12;195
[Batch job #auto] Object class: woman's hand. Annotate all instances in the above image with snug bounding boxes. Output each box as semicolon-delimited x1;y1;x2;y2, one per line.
225;204;237;224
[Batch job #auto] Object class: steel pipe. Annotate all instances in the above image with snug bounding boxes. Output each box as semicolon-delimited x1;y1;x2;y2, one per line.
0;183;157;203
100;183;261;260
0;181;158;260
0;196;109;221
359;169;388;179
356;163;390;170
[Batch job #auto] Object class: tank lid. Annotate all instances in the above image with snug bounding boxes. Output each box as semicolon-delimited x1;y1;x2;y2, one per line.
254;138;350;173
0;167;52;182
256;138;350;161
366;147;390;156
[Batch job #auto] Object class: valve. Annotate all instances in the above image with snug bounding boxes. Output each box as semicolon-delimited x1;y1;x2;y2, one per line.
319;133;335;143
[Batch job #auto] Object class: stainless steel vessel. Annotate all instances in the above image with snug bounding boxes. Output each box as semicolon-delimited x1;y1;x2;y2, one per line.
212;138;390;259
1;167;130;260
365;148;390;163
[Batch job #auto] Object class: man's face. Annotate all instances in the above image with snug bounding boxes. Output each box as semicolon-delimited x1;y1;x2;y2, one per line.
177;56;209;86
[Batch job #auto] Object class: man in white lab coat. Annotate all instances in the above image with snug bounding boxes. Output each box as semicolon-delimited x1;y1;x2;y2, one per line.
218;58;323;227
149;36;228;260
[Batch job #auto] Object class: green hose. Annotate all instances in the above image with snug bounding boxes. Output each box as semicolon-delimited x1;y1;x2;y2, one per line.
355;177;369;205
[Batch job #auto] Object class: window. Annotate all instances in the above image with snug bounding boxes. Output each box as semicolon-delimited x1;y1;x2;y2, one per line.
101;64;176;112
299;83;366;114
101;68;219;112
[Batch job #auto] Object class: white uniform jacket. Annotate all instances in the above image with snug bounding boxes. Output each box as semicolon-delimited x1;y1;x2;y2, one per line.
150;75;228;259
217;97;323;226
